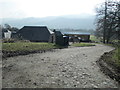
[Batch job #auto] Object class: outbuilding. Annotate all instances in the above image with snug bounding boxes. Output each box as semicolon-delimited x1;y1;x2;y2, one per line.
62;32;91;42
16;26;54;42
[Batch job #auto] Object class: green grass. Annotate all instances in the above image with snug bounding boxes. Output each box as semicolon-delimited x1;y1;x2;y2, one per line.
112;46;120;67
90;35;101;42
105;43;120;68
71;43;95;47
2;42;57;52
2;41;96;52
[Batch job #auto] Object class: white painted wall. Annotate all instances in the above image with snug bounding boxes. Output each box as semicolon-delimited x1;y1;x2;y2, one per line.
4;30;11;38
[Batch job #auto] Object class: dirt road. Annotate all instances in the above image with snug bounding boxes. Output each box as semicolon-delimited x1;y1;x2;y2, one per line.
2;44;120;88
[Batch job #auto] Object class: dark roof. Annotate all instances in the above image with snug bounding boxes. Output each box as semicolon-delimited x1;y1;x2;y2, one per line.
20;26;54;34
55;31;63;36
17;26;51;41
22;26;48;29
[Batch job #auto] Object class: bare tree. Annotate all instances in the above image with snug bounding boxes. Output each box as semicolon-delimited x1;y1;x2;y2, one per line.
4;24;19;32
95;0;120;43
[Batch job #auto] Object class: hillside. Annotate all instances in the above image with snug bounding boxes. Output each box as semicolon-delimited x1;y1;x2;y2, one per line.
1;14;96;29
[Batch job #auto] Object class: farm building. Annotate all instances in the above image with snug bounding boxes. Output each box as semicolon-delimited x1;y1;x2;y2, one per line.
16;26;54;42
2;30;12;39
62;32;91;42
54;30;69;46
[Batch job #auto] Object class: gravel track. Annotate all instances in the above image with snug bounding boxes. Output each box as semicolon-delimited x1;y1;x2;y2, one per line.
2;44;120;88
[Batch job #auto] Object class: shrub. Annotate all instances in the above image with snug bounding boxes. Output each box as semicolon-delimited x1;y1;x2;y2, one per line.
2;38;30;43
2;38;17;43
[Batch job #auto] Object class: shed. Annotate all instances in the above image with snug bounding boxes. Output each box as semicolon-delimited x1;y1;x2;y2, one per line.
62;32;91;42
54;31;69;46
4;30;12;39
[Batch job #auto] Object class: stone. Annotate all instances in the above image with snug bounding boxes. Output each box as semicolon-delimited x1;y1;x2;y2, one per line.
62;70;66;72
33;82;37;85
81;76;85;79
103;82;107;85
73;76;77;79
91;84;98;88
77;81;80;84
74;84;77;87
52;82;55;84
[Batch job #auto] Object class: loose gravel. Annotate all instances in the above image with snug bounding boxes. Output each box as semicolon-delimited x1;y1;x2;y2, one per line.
2;44;120;88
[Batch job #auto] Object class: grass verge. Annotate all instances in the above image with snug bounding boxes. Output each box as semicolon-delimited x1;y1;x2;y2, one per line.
2;42;66;58
2;42;95;58
2;42;57;51
97;48;120;83
90;35;101;42
112;46;120;68
71;43;95;47
97;43;120;83
104;43;120;68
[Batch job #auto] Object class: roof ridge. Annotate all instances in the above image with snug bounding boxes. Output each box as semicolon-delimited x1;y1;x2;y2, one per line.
23;26;47;28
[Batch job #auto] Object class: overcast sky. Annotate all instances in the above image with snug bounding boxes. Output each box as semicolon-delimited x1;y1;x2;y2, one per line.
0;0;105;18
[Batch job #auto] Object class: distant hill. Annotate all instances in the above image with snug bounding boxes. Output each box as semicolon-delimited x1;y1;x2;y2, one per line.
1;14;96;29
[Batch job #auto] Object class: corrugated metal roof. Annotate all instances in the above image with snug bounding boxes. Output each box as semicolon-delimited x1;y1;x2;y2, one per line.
62;32;90;35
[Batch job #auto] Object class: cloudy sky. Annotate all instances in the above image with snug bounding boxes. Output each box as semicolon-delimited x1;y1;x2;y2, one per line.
0;0;105;18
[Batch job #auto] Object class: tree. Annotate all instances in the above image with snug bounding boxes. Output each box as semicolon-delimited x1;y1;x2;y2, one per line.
4;24;11;30
4;24;19;32
1;24;19;38
95;0;120;43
